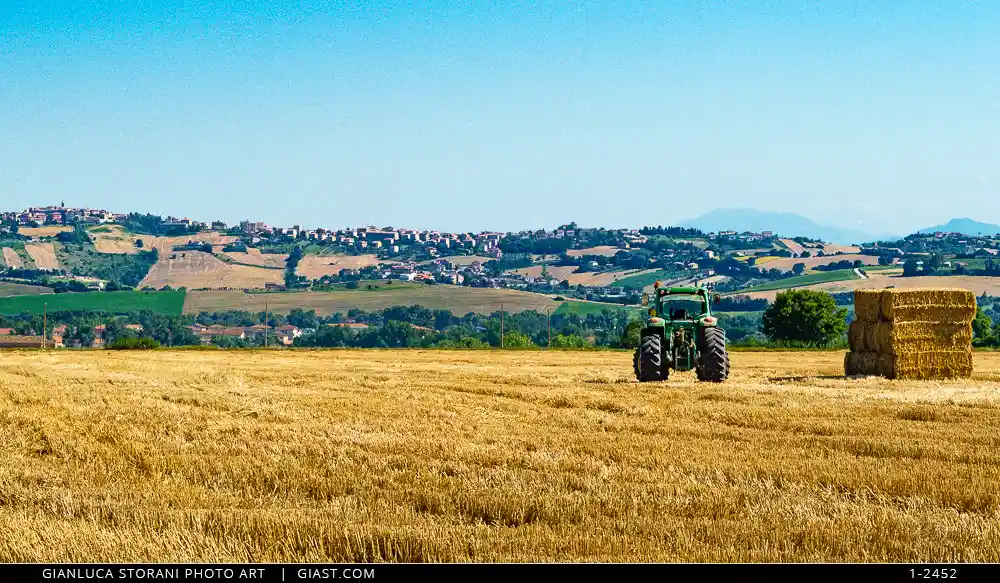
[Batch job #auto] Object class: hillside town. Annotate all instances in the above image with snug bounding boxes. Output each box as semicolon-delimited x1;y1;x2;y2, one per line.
3;203;1000;305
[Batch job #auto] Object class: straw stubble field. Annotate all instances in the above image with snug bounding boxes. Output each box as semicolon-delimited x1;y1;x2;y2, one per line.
2;349;1000;562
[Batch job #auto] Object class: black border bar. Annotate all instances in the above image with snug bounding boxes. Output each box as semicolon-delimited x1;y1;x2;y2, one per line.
5;563;999;582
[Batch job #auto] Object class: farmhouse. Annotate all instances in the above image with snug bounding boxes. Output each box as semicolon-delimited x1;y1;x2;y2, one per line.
273;325;301;345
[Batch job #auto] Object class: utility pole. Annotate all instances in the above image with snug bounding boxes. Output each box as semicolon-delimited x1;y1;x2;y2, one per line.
264;300;269;348
500;303;504;348
42;302;47;349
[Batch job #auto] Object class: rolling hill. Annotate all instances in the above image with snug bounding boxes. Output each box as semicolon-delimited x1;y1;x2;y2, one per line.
678;208;894;245
917;218;1000;236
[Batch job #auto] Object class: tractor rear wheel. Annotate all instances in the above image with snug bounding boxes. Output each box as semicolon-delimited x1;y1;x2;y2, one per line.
634;333;667;382
696;327;729;382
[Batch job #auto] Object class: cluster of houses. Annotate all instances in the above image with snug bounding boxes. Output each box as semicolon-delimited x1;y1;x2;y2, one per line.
188;323;305;346
2;205;125;226
861;232;1000;259
0;323;142;349
0;322;319;349
710;230;775;243
365;259;479;284
237;221;507;258
235;221;659;261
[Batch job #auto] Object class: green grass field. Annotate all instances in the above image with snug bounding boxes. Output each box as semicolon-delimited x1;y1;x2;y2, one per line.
610;269;675;290
554;300;643;317
736;269;859;294
0;290;186;316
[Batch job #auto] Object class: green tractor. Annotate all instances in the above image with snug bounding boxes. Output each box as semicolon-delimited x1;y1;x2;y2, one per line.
633;284;730;383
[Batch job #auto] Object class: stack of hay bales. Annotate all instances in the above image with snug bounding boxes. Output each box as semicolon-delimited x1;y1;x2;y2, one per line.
845;288;976;380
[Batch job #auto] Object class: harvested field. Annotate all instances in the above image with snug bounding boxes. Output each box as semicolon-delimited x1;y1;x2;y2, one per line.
1;248;24;269
835;275;1000;297
566;246;622;257
185;286;560;315
1;349;1000;562
0;282;53;297
764;253;879;272
18;226;72;238
511;266;656;287
511;265;577;280
663;274;729;291
821;244;861;254
135;232;240;255
778;238;805;255
744;274;1000;301
296;254;390;279
141;251;284;290
24;243;59;270
91;225;139;254
222;248;288;269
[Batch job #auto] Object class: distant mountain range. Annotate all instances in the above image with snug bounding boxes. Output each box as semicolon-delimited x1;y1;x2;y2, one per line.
676;208;896;245
916;218;1000;237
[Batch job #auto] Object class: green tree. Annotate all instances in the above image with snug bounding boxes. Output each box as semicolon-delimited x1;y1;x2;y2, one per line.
792;262;806;275
761;290;848;345
501;331;536;348
878;254;894;266
902;258;920;277
287;308;319;329
925;253;943;273
619;319;642;348
434;336;489;349
973;308;994;346
550;334;590;348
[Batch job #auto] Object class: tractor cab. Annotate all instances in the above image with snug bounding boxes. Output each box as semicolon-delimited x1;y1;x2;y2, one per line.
641;285;718;325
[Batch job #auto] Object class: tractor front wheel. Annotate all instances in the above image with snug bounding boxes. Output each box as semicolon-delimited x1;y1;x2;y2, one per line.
696;327;729;382
634;333;667;382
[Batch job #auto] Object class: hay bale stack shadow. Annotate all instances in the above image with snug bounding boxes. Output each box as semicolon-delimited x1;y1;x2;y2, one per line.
844;288;976;380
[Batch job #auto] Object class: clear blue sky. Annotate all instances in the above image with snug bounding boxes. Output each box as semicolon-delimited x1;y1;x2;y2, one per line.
1;1;998;235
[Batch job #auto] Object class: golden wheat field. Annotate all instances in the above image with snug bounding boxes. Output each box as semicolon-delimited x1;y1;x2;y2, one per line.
2;349;1000;563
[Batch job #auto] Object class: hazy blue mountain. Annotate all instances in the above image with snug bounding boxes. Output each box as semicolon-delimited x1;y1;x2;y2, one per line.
676;208;888;245
917;218;1000;236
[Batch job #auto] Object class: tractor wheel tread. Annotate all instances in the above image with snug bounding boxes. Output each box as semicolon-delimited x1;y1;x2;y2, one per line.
696;327;729;383
635;333;667;382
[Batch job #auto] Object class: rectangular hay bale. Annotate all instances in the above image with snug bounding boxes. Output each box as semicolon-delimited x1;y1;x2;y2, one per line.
848;321;868;352
872;321;973;354
876;348;974;380
844;351;879;376
879;288;976;322
853;289;883;323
